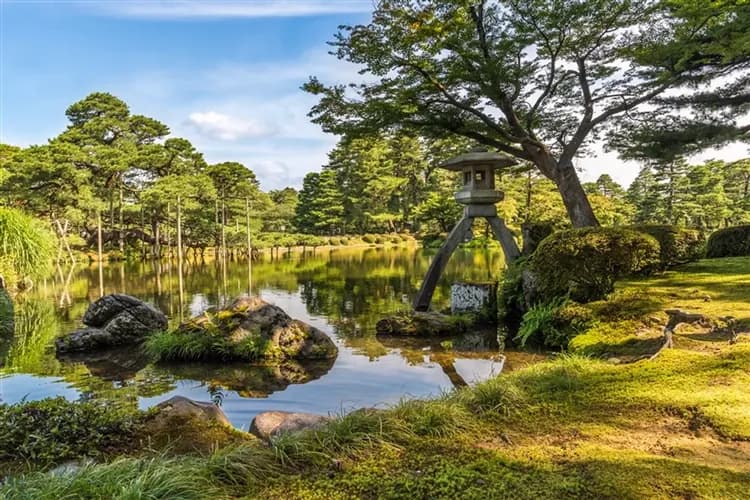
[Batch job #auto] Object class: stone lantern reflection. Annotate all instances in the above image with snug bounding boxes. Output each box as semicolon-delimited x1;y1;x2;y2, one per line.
413;149;521;312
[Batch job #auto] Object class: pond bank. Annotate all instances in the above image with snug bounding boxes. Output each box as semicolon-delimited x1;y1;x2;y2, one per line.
3;257;750;498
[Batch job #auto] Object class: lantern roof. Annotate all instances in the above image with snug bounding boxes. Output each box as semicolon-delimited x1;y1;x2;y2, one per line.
439;149;517;172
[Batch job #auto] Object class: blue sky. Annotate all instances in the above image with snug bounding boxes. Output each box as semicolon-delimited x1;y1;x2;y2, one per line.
1;0;745;190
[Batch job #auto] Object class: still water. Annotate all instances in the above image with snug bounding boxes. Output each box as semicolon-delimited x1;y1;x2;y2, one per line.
0;245;542;430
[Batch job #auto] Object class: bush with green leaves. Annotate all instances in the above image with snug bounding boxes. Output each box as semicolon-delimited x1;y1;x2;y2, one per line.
530;227;659;303
631;225;704;269
706;225;750;258
0;397;144;465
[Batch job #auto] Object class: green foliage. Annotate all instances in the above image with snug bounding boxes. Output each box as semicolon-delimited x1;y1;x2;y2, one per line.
516;299;593;349
531;228;660;303
0;207;54;286
626;158;744;230
706;225;750;258
608;1;749;158
632;225;705;269
304;0;748;226
0;397;144;465
295;169;345;235
516;298;565;348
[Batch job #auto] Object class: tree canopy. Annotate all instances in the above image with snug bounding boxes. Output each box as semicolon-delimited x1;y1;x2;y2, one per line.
304;0;749;227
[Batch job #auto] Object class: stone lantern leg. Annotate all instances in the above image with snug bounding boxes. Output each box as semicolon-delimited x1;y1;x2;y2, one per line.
413;150;521;312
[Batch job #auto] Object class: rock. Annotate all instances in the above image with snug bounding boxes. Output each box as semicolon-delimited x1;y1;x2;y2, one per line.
49;460;85;476
171;295;337;361
376;311;466;336
450;281;497;315
56;294;167;353
153;395;231;427
249;410;329;441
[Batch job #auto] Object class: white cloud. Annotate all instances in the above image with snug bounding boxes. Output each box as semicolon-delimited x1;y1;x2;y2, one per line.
93;1;372;19
186;111;275;140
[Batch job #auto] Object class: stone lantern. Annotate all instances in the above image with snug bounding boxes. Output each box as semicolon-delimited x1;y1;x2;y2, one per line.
413;149;521;312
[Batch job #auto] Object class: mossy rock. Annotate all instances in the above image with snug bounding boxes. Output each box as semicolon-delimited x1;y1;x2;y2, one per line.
375;311;473;337
148;296;338;362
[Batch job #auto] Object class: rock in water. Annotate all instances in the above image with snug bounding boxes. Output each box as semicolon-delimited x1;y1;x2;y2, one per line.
56;294;167;353
375;311;467;336
162;296;337;361
249;410;329;441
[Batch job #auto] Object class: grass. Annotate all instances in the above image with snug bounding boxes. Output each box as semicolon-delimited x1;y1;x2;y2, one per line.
1;455;219;500
3;257;750;498
145;323;275;362
0;207;55;286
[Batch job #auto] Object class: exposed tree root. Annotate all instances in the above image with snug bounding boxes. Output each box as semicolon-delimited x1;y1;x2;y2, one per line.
631;310;742;362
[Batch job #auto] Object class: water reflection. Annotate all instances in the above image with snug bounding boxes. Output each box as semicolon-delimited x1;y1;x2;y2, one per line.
0;246;544;427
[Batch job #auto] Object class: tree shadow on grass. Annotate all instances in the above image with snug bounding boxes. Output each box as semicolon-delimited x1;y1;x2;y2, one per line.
577;336;666;360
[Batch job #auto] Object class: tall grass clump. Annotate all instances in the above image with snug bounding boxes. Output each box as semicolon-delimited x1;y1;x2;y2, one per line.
459;376;525;415
389;397;477;438
1;455;216;500
205;443;280;491
0;207;55;288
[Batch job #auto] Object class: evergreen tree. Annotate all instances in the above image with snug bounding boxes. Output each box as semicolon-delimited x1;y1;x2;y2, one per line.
295;170;345;235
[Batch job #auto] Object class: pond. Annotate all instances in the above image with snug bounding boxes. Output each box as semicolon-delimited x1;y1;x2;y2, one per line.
0;245;543;430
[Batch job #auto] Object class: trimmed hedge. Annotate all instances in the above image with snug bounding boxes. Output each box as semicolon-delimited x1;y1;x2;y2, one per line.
632;225;705;269
530;227;660;303
706;225;750;258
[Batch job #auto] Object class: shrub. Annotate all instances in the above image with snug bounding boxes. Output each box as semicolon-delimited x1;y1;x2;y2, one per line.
530;227;659;303
374;236;386;244
0;397;144;464
521;222;556;255
632;225;704;269
706;225;750;258
362;234;377;244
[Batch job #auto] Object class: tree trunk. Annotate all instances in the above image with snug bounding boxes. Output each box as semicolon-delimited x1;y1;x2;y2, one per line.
166;202;172;261
118;185;124;253
552;162;599;227
152;220;161;259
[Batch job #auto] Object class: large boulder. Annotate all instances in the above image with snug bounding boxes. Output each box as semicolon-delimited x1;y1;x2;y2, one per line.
141;396;244;454
249;410;329;441
56;294;167;353
150;296;337;362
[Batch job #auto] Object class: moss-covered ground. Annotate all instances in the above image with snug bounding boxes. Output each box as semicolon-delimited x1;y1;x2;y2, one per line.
3;257;750;499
